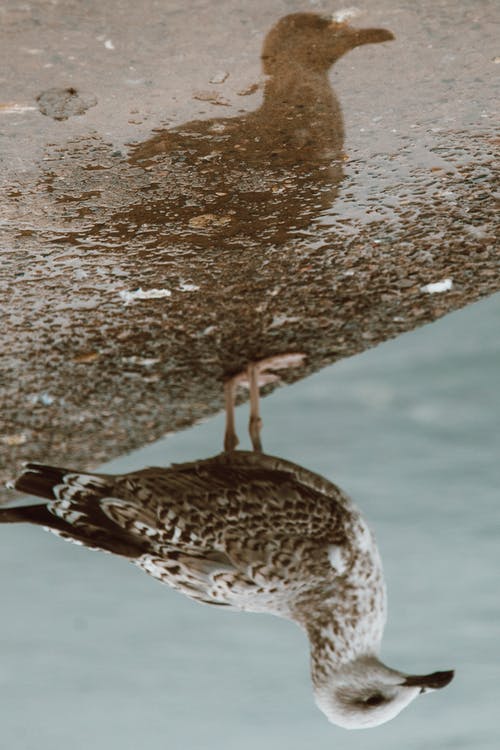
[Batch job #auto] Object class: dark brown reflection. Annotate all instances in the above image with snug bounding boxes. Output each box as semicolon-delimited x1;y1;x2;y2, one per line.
101;14;393;249
3;355;453;731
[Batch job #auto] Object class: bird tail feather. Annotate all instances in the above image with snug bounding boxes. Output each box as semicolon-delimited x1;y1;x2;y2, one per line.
3;463;143;558
0;503;76;533
11;462;107;500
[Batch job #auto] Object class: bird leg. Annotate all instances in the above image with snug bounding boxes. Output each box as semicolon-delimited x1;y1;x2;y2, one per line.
248;362;263;453
224;376;240;452
223;353;306;453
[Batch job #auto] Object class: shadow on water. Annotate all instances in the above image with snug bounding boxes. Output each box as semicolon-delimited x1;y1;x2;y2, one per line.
107;15;393;250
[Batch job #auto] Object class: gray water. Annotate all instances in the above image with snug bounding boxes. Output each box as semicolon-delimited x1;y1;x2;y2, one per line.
1;294;499;749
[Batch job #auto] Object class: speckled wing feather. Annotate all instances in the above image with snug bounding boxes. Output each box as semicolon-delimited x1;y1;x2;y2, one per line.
11;452;357;611
107;451;352;550
104;452;355;611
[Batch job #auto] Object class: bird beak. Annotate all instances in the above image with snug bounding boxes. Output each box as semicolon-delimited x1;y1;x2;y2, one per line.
402;670;455;694
347;27;395;47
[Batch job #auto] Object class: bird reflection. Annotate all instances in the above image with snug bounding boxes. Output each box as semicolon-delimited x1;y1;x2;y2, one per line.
3;354;453;730
99;14;393;249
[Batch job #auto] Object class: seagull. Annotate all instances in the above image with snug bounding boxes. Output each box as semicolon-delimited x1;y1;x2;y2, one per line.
103;14;394;249
2;354;453;729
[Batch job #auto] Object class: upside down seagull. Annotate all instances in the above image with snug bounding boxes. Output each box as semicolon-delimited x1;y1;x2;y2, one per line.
122;13;395;248
3;355;453;730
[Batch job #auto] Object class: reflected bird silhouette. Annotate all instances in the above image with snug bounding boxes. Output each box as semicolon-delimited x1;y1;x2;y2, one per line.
3;355;453;730
101;14;394;249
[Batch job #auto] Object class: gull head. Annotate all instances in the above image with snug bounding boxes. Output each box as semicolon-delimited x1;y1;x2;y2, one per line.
261;13;394;74
313;656;454;729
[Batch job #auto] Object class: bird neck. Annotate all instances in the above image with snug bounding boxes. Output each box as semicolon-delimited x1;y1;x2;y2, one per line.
304;609;384;687
258;63;344;148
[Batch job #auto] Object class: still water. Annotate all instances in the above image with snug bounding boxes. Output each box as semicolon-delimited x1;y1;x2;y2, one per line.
1;294;498;749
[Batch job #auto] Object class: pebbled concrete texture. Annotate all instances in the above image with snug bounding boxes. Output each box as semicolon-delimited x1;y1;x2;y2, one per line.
1;0;498;497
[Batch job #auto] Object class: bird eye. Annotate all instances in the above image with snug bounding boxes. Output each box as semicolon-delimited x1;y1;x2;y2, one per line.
363;693;387;707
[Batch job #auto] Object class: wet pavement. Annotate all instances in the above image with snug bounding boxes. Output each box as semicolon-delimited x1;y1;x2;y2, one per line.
1;1;498;496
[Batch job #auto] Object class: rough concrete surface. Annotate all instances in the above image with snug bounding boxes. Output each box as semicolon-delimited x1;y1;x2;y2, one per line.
1;0;498;498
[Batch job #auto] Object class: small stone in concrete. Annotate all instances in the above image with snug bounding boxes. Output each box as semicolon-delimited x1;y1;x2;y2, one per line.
36;87;97;121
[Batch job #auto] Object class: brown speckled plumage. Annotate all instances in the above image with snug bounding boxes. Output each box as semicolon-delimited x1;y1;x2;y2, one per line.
5;450;385;663
2;350;453;728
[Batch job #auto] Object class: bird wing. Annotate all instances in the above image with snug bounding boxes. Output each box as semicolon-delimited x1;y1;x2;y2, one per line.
107;451;353;553
11;454;354;607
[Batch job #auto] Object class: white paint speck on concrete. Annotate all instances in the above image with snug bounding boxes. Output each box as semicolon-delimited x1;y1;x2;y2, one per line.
420;278;453;294
119;288;172;305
